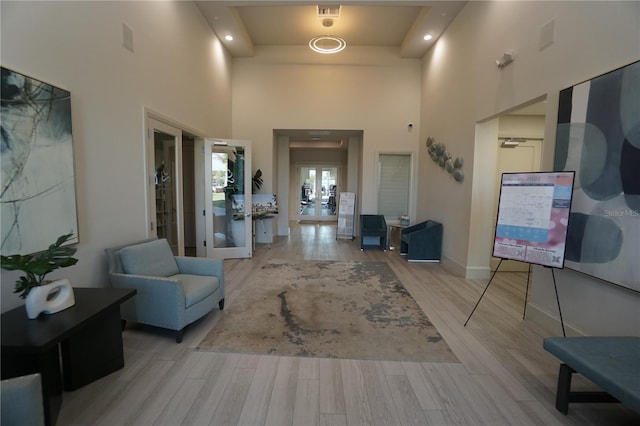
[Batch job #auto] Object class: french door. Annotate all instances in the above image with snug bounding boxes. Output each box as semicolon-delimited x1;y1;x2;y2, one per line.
200;139;253;259
297;165;338;221
145;118;184;256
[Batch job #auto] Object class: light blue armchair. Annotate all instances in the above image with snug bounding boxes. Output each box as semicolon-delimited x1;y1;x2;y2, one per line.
1;373;44;426
105;238;224;343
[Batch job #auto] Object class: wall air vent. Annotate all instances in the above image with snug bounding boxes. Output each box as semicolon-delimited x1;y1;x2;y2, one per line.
317;5;341;19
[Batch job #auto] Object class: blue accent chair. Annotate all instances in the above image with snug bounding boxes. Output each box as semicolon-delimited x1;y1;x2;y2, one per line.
105;238;224;343
1;373;45;426
400;220;443;262
360;214;387;251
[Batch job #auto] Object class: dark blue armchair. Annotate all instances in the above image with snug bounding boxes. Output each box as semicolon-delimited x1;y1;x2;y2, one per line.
360;214;387;251
400;220;443;262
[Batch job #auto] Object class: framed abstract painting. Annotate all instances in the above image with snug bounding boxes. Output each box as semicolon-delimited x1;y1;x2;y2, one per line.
554;60;639;292
1;67;79;255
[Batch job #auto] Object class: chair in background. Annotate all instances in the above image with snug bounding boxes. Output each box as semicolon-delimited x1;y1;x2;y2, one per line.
1;373;45;426
400;220;443;262
105;238;225;343
360;214;388;251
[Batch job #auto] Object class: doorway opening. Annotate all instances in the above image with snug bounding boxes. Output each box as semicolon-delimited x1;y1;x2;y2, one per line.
281;129;357;226
469;98;547;278
298;165;339;220
490;101;546;272
145;114;197;257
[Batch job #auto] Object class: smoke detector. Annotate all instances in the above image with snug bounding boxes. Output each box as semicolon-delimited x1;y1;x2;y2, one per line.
322;18;334;28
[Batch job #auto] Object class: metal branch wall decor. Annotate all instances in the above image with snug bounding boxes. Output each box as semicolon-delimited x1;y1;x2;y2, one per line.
426;137;464;183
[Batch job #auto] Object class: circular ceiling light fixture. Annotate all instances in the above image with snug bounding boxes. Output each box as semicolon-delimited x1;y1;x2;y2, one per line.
424;34;433;41
309;35;347;54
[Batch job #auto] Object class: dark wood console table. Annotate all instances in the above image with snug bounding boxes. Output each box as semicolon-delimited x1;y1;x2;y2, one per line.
1;287;136;426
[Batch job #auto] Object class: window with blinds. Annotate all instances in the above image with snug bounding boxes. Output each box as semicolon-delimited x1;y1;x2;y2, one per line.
377;154;411;219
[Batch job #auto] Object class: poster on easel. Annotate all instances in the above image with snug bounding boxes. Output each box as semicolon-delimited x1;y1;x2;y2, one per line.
336;192;355;239
466;171;576;331
493;171;575;268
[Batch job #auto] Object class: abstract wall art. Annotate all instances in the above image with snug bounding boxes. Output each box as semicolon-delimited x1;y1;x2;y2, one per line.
1;67;79;255
554;60;639;292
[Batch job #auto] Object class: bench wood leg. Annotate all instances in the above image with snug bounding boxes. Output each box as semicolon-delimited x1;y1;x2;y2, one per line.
556;363;573;414
555;363;621;415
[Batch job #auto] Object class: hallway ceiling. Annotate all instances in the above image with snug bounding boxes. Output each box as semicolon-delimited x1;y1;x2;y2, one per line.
195;1;467;59
279;129;360;149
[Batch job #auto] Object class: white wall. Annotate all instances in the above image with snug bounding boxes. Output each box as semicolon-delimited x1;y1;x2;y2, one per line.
1;1;232;312
420;1;640;335
498;115;545;140
231;46;422;221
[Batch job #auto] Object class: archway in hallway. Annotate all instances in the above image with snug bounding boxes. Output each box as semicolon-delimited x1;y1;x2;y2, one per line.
273;129;362;235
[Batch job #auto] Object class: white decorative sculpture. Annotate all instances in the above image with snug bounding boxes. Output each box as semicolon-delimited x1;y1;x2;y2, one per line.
25;279;75;319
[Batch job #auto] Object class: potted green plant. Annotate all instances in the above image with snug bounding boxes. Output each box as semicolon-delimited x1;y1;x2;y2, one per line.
252;169;264;193
1;233;78;318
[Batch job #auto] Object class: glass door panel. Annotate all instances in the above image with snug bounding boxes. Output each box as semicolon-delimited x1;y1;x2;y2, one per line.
146;117;183;256
299;167;316;218
154;133;177;253
298;166;338;221
321;167;338;217
204;139;252;259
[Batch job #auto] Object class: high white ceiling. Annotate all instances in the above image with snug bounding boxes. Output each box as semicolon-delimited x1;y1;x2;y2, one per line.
193;1;544;146
195;1;467;58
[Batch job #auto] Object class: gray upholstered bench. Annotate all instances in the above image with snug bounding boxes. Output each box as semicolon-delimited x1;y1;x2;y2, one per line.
543;336;640;415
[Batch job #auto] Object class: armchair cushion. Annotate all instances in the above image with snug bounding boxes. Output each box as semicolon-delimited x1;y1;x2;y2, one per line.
174;274;221;308
119;239;179;277
1;373;44;426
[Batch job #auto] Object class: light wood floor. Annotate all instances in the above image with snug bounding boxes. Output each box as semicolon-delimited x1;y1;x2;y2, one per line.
58;223;639;426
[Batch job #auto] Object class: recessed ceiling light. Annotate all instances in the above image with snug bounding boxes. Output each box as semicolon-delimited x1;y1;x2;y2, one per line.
424;34;433;41
309;36;346;54
225;35;233;41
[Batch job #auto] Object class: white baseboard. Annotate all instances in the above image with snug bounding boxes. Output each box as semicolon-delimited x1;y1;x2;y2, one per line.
441;256;490;280
526;303;584;337
464;266;491;280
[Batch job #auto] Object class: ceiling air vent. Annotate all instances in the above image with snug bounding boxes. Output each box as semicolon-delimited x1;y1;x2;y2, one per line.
317;5;341;19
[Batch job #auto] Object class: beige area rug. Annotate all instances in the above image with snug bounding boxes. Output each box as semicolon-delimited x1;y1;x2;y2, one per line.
196;260;458;362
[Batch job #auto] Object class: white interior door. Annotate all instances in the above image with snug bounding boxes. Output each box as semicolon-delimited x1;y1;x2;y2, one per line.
200;139;252;259
491;139;542;271
145;117;184;256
